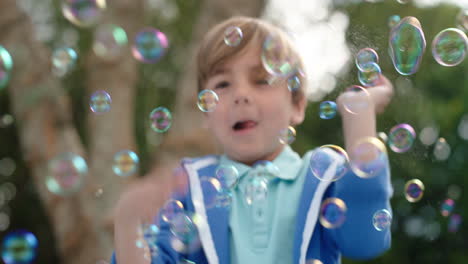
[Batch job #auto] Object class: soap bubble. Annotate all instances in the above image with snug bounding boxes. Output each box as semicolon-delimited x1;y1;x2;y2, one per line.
319;101;337;120
112;150;139;177
319;198;347;229
215;165;239;189
404;179;424;203
278;126;296;145
89;90;111;113
261;35;298;78
349;137;387;179
61;0;106;27
1;230;38;264
287;74;301;92
224;26;243;47
200;176;222;209
52;47;78;76
197;90;219;112
388;123;416;153
132;28;169;63
388;15;401;29
161;199;184;223
431;28;467;67
93;24;128;61
244;176;268;206
340;85;371;115
149;107;172;133
170;212;199;244
46;152;87;196
440;198;454;217
310;145;349;182
0;45;13;89
355;48;379;71
358;62;382;87
373;209;392;231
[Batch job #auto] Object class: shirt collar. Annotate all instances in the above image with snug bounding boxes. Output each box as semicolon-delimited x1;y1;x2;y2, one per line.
218;145;303;181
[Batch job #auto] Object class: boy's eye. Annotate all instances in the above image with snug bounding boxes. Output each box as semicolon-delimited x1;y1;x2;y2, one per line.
215;81;230;89
256;79;269;85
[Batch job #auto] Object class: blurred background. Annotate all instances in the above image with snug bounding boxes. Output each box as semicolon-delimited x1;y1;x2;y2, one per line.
0;0;467;263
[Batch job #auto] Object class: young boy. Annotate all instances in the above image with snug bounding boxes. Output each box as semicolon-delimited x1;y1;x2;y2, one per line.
112;16;394;264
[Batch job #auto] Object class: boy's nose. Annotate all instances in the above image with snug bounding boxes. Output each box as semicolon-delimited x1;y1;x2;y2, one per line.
234;96;249;104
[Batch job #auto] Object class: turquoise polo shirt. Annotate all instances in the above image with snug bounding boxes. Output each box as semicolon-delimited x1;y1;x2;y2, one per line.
219;146;309;264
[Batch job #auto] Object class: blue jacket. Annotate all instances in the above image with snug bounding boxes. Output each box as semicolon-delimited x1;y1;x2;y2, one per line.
111;152;392;264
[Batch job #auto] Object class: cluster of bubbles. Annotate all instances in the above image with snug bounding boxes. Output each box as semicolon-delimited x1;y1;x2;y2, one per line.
1;230;38;264
355;48;382;87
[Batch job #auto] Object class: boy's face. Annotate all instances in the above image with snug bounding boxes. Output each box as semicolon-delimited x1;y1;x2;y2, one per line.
203;42;306;165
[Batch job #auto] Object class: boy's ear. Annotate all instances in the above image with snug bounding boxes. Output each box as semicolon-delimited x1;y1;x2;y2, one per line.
291;95;307;126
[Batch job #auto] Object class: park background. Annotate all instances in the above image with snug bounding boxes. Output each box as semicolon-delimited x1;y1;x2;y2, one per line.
0;0;467;263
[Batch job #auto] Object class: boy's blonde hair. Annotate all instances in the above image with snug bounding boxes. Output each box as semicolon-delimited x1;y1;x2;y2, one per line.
196;16;306;105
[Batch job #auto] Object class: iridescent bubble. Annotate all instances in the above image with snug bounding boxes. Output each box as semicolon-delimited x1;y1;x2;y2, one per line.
252;160;280;179
200;176;222;209
0;46;13;89
388;15;401;29
261;35;298;78
373;209;392;231
89;90;111;113
341;85;371;115
46;152;87;196
93;24;128;61
52;47;78;76
244;176;268;205
278;126;296;145
1;230;38;264
319;101;337;119
287;74;301;92
456;9;468;32
310;145;349;182
377;131;388;143
431;28;467;67
440;198;455;217
149;107;172;133
319;197;347;229
433;137;451;161
355;48;379;71
161;199;184;223
224;26;243;47
112;150;139;177
170;212;199;244
404;179;424;203
61;0;106;27
448;213;462;233
215;165;239;189
388;123;416;153
141;223;159;245
197;89;219;112
389;16;426;75
215;190;232;209
132;28;169;63
349;137;388;179
358;62;382;87
306;259;323;264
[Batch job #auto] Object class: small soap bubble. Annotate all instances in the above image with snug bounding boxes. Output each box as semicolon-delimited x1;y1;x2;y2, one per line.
341;85;371;114
306;259;324;264
419;125;439;146
46;152;87;196
377;131;388;143
170;212;199;244
215;165;239;189
358;62;382;87
197;89;219;112
431;28;467;67
319;101;337;119
142;223;159;245
448;213;462;233
161;199;184;223
0;158;16;177
0;45;13;89
310;145;349;182
252;160;280;179
216;190;232;209
319;198;347;229
52;47;78;76
244;176;268;205
1;230;38;264
149;107;172;133
440;198;455;217
433;137;451;161
456;9;468;32
93;24;128;61
389;16;426;75
355;48;379;71
287;74;301;92
0;114;14;128
61;0;106;27
261;35;298;78
132;28;169;63
224;26;243;47
349;137;387;179
388;123;416;153
200;177;222;209
373;209;392;231
278;126;296;145
89;90;111;113
388;15;401;29
112;150;139;177
404;179;424;203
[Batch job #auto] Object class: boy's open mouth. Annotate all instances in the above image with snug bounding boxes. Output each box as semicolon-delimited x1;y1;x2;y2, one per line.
232;120;257;131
